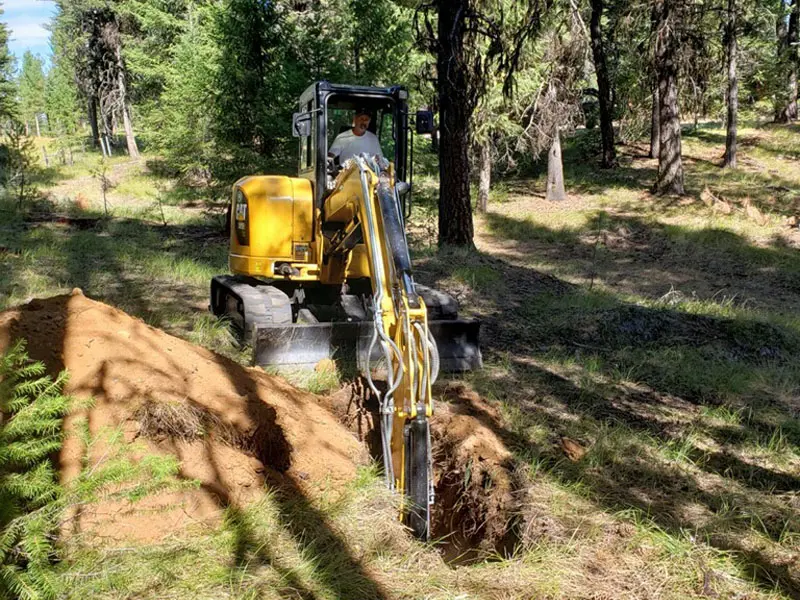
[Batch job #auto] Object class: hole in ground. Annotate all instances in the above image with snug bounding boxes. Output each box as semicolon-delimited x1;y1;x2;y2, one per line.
325;378;524;562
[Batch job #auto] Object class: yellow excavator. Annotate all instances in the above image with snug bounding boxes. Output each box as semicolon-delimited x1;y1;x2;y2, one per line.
210;81;481;538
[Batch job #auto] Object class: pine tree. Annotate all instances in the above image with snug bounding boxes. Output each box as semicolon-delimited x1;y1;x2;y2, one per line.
214;0;289;160
17;52;47;137
3;121;37;207
0;1;15;122
143;2;221;180
45;54;80;137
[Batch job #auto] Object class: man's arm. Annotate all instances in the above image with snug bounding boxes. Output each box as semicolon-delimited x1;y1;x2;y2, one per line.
328;134;344;158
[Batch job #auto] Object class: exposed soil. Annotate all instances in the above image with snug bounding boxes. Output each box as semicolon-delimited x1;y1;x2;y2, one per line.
326;379;525;559
0;290;525;556
431;382;522;559
0;291;365;542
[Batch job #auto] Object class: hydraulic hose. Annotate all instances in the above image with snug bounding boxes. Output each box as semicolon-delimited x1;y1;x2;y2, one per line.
355;155;405;489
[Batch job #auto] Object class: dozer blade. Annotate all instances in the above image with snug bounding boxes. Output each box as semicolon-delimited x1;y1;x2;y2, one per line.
253;319;482;373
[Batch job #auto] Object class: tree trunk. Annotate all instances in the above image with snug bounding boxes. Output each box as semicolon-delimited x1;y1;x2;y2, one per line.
776;0;799;122
121;103;139;158
114;33;139;159
88;96;100;148
590;0;616;168
34;115;40;138
786;0;799;120
654;0;684;195
477;141;490;213
436;0;474;246
546;131;566;202
649;85;660;159
724;0;738;168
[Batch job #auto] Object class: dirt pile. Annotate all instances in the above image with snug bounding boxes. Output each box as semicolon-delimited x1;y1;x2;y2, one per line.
0;290;365;542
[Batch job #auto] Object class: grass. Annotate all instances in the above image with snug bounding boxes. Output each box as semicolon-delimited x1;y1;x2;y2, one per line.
0;191;238;360
408;121;800;598
267;365;343;395
1;123;799;598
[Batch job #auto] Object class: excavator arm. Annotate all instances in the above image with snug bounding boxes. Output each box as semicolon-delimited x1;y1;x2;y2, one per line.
324;155;436;538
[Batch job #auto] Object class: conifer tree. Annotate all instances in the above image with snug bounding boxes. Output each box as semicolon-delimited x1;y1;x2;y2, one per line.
0;1;15;122
17;52;47;136
0;341;71;600
144;2;221;179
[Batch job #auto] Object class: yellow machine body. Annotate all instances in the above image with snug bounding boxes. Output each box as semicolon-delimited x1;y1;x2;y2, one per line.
227;164;433;500
229;176;318;280
229;174;371;282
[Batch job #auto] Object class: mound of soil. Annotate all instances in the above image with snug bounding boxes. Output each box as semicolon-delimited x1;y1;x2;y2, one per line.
0;291;365;542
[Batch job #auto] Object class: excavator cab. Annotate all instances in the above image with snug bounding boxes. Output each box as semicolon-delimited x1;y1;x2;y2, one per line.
293;83;412;215
210;81;481;538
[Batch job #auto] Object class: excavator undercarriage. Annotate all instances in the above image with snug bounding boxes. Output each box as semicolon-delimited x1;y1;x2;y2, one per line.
210;275;481;372
209;82;481;539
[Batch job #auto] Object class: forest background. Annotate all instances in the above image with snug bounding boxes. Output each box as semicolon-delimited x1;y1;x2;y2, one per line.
0;0;797;243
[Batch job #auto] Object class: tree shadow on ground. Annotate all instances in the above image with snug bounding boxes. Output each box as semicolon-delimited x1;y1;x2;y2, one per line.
482;210;800;314
415;238;800;596
0;209;391;597
3;291;388;600
0;215;229;329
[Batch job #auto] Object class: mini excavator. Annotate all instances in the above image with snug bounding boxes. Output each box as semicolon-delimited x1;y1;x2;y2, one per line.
210;81;481;538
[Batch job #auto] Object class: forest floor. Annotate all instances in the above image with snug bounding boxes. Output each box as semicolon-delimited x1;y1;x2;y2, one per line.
0;121;799;599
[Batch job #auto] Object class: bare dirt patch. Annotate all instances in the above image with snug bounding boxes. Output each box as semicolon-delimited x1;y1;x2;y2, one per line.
0;291;365;542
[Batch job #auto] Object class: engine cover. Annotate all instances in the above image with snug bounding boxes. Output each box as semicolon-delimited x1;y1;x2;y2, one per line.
229;176;317;279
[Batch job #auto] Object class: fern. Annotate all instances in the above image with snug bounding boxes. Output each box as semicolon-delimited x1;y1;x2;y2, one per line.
0;340;197;599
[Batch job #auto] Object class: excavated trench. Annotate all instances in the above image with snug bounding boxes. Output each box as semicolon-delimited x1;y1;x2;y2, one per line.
326;379;526;559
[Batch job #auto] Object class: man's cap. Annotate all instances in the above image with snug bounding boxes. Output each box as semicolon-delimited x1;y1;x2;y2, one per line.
354;107;371;117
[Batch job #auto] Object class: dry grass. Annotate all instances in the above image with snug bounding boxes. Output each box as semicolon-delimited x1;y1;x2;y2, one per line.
135;398;250;451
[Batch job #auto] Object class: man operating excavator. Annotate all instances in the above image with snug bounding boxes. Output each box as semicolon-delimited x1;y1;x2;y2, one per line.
328;107;384;163
210;82;482;539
